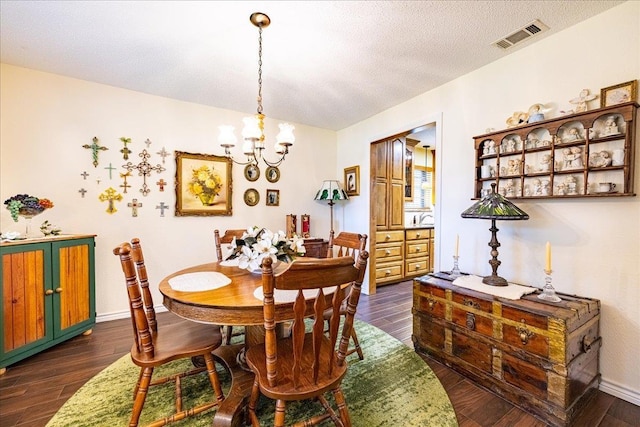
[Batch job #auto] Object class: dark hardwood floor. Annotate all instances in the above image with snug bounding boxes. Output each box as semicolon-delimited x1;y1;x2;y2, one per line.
1;280;638;426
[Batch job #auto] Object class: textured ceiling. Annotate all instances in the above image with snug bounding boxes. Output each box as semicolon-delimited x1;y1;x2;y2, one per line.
0;1;624;131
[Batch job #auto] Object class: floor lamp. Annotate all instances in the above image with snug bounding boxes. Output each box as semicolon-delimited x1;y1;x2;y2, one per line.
314;180;349;234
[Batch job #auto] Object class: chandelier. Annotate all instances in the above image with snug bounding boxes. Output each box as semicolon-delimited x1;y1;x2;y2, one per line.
217;12;295;168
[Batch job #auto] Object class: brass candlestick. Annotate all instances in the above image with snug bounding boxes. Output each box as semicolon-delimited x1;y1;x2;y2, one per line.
538;269;561;302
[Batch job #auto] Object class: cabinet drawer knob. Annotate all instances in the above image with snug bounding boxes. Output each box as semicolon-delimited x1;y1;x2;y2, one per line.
55;287;63;293
45;289;54;296
416;233;421;238
385;270;391;275
415;247;421;252
385;234;391;240
385;250;391;255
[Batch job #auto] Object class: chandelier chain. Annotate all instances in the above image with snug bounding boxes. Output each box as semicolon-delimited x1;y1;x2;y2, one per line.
257;26;263;115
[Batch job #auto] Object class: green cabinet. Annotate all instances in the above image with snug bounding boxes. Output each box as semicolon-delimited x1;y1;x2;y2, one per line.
1;235;95;371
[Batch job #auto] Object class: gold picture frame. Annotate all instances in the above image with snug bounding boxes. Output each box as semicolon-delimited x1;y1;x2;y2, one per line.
266;166;280;183
244;164;260;181
244;188;259;206
344;165;360;196
175;151;232;216
600;80;637;107
266;189;280;206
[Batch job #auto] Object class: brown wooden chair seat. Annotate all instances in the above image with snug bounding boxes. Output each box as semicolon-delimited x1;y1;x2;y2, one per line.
245;252;369;427
113;238;225;427
214;228;248;344
324;231;368;360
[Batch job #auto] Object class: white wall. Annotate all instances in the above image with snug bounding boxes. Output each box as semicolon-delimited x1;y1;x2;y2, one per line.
0;64;338;319
337;1;640;405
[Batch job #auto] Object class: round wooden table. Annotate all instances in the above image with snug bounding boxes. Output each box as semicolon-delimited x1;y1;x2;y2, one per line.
159;261;337;426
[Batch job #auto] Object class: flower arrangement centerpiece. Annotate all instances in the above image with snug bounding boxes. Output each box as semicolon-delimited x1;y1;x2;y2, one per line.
226;226;306;272
188;165;223;206
4;194;54;222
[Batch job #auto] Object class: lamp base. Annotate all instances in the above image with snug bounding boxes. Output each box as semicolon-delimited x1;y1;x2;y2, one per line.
482;274;508;287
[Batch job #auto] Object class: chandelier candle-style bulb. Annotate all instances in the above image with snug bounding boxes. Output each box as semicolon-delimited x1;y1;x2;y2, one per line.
218;126;237;148
242;116;262;141
276;123;295;146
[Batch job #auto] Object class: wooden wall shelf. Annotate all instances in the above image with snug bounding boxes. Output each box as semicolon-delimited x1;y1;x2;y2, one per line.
472;102;638;199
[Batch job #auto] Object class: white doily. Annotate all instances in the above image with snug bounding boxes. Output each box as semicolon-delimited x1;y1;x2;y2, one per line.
168;272;231;292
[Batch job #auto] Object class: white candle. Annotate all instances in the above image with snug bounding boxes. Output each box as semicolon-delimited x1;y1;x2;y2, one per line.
455;234;459;257
545;241;551;272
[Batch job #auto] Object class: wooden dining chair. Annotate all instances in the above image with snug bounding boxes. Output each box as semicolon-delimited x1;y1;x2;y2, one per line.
245;252;369;427
214;228;247;344
214;229;246;262
113;238;225;427
325;231;368;359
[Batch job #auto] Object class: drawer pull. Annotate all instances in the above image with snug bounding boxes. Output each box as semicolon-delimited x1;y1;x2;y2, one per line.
385;234;391;240
415;247;421;252
55;287;63;293
427;297;437;310
385;250;391;255
385;270;391;276
45;289;54;296
466;313;476;331
582;335;595;353
516;323;534;345
416;233;421;238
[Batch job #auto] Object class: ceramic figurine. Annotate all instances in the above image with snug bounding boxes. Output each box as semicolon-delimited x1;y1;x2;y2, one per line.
565;175;578;195
569;89;597;113
538;154;552;172
601;116;619;136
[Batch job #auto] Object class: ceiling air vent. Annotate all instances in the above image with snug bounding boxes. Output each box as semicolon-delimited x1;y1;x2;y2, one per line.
493;19;549;50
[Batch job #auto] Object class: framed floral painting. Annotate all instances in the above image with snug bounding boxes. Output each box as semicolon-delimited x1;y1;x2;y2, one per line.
175;151;232;216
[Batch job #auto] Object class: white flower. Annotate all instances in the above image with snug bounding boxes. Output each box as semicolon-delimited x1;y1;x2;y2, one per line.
226;226;306;271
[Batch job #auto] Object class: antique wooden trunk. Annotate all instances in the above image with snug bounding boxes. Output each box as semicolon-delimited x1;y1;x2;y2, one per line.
412;275;601;426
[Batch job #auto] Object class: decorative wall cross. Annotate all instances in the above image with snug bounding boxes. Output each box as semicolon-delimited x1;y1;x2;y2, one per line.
156;147;170;164
104;163;116;179
156;201;169;217
127;198;143;217
120;137;132;160
145;138;152;148
83;136;109;167
156;178;167;192
81;171;89;180
78;188;87;198
122;149;165;196
98;187;123;214
119;171;132;194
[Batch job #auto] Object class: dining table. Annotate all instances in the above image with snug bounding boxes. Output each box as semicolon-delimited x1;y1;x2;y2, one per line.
159;259;341;427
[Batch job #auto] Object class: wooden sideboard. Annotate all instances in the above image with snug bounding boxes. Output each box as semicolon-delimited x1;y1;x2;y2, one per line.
412;274;600;426
1;235;96;372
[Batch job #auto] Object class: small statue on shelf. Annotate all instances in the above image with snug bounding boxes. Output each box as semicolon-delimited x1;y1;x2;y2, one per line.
541;180;551;196
590;150;612;168
532;178;543;196
569;89;597;113
565;175;578;195
556;182;567;196
507;159;521;175
601;116;619;137
538;153;552;172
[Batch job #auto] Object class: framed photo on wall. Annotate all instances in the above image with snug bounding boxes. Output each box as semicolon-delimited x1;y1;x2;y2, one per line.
344;165;360;196
600;80;637;107
175;151;232;216
266;189;280;206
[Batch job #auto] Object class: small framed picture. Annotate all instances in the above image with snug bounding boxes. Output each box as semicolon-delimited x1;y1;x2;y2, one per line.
244;164;260;181
244;188;259;206
344;165;360;196
600;80;637;107
266;189;280;206
266;166;280;183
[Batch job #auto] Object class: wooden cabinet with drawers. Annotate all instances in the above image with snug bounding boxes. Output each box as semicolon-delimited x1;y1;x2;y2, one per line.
374;230;404;285
412;275;600;426
404;228;432;278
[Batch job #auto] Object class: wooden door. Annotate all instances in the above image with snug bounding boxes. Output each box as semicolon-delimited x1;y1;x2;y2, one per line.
389;137;405;230
52;239;95;336
1;243;52;356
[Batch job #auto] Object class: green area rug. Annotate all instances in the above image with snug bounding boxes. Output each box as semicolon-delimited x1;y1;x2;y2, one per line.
46;320;457;426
